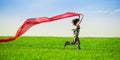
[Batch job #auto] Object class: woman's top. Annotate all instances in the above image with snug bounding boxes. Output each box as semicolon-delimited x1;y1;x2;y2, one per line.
72;25;80;38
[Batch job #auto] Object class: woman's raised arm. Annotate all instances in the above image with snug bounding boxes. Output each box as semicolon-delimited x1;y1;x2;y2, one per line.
76;14;84;26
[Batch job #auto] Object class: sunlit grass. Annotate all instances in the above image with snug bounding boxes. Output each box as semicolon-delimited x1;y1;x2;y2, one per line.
0;36;120;60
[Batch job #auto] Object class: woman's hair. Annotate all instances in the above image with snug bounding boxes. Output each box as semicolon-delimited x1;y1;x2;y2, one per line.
72;18;79;26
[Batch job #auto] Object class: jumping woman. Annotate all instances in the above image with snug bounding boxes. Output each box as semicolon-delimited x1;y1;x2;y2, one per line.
64;14;84;50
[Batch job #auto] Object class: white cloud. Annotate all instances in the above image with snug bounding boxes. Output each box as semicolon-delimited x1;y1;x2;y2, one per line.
110;9;120;14
92;9;120;14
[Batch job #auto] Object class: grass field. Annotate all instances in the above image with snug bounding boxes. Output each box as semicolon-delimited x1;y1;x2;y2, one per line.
0;36;120;60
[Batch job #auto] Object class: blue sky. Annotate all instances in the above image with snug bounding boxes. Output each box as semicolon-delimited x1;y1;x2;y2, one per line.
0;0;120;37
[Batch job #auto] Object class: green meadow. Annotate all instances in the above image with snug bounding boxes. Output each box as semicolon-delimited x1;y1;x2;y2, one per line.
0;36;120;60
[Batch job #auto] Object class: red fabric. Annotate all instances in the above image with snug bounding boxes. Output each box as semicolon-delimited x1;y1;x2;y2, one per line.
0;12;81;42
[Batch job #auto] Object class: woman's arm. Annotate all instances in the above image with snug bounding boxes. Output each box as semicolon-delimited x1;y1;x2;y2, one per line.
76;14;84;26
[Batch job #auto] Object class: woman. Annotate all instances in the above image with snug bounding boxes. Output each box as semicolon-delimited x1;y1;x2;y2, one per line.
64;14;84;50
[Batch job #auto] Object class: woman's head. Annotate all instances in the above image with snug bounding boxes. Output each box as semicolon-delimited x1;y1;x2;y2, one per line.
72;18;79;26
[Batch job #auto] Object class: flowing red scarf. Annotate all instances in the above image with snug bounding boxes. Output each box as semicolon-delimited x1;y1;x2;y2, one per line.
0;12;81;42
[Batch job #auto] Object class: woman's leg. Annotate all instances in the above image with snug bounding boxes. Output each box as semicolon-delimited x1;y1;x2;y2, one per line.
64;38;76;47
77;38;81;50
64;37;81;50
64;41;71;47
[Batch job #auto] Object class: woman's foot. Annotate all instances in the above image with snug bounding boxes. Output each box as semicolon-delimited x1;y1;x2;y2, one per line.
64;41;70;47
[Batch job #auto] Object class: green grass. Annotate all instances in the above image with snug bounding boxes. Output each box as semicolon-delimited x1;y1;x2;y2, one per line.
0;36;120;60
